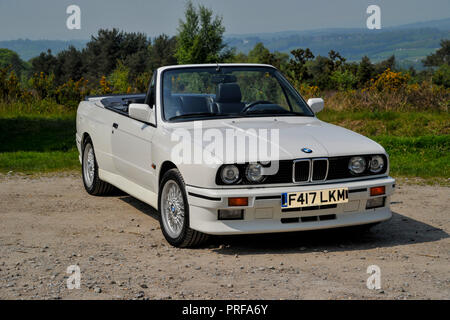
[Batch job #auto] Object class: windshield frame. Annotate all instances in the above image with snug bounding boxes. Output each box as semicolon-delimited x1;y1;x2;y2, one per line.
160;65;315;123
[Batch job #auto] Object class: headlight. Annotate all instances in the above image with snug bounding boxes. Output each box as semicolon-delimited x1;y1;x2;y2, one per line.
245;163;265;183
369;155;385;173
221;165;240;184
348;156;366;174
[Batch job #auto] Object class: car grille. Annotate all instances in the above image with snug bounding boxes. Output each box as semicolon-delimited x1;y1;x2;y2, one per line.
216;155;387;185
293;158;329;182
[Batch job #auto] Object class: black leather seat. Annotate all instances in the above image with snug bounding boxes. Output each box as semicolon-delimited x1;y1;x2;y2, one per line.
214;83;245;114
179;96;216;114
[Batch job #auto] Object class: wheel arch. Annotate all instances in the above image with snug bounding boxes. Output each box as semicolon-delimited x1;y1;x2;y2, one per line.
81;132;92;150
158;161;178;187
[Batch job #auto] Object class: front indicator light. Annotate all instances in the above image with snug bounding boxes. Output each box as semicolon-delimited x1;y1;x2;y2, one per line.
366;197;385;209
218;209;244;220
228;197;248;206
370;186;385;196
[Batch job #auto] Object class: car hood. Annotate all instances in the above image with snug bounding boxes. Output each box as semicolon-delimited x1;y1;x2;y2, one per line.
165;116;386;162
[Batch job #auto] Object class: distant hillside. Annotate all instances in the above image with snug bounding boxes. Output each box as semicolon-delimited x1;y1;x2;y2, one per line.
0;39;87;61
225;18;450;69
0;18;449;69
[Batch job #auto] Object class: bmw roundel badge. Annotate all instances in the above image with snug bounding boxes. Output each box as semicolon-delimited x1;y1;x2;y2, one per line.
301;148;313;153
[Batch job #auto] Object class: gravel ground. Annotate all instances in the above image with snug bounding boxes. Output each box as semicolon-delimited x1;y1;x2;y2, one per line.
0;174;448;300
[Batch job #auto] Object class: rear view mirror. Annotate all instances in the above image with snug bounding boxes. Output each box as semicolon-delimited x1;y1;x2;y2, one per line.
129;103;155;125
307;98;324;114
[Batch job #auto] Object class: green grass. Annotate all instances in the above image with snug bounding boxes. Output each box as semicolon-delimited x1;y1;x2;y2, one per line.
0;106;449;182
0;150;79;173
318;110;450;137
374;135;449;178
319;110;450;181
0;107;79;173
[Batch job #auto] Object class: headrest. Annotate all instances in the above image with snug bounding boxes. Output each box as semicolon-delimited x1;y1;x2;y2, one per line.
215;83;242;103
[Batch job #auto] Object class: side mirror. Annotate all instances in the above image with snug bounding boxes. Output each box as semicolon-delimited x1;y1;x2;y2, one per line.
307;98;324;114
129;103;155;125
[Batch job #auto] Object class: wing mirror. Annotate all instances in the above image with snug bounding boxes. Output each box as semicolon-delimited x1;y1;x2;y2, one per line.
129;103;155;125
307;98;324;114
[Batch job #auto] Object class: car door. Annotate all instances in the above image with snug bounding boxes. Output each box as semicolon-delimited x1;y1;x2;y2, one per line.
110;73;157;192
110;114;156;191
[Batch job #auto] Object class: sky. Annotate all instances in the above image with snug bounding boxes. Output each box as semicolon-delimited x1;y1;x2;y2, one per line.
0;0;449;40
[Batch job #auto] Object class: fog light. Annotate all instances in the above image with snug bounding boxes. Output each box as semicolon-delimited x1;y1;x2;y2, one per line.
366;197;385;209
370;186;385;196
228;197;248;206
218;209;244;220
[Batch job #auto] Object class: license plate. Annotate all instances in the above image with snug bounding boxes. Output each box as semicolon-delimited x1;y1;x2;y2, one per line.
281;188;348;209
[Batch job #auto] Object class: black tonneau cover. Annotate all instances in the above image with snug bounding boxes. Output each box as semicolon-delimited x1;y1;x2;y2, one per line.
85;93;146;114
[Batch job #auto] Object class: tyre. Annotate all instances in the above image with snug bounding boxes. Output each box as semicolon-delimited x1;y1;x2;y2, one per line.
82;138;115;195
158;168;208;248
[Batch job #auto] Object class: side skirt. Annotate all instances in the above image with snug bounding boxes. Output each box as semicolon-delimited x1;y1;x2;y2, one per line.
99;169;158;210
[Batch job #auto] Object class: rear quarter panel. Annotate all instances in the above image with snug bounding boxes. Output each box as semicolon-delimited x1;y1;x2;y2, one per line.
76;101;115;173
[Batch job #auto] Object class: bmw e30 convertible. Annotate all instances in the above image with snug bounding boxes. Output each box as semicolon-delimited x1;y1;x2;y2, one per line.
76;64;395;247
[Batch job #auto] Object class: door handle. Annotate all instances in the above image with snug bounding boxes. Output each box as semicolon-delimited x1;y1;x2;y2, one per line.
112;123;118;129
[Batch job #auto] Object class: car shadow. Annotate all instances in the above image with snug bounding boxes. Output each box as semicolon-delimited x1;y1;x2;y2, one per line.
119;195;159;220
117;195;448;255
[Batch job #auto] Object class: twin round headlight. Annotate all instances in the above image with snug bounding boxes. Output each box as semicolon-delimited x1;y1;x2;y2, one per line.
221;165;240;184
220;163;266;184
348;155;385;175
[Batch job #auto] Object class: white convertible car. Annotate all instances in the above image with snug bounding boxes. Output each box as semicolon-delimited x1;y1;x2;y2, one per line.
76;63;395;247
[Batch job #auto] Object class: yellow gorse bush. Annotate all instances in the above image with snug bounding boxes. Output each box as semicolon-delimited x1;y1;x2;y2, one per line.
369;68;410;92
99;75;112;94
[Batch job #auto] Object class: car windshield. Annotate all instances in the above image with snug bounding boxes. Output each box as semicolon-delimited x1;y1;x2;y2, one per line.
162;66;314;121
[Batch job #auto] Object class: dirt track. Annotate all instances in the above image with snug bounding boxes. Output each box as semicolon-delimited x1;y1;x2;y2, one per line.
0;174;449;300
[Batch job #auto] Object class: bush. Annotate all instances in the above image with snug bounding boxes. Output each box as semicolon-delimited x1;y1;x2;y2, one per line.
433;64;450;88
29;72;55;100
0;67;22;102
55;78;90;109
108;61;132;93
330;70;358;91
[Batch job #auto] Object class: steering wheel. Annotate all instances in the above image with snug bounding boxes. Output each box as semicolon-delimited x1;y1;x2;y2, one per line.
241;100;272;113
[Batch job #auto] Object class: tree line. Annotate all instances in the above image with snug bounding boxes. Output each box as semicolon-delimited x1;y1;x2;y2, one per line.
0;0;449;105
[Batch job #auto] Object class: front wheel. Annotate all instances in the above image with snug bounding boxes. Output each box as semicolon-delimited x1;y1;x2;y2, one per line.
158;169;208;247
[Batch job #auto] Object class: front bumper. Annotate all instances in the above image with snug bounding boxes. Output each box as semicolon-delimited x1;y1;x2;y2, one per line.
186;177;395;235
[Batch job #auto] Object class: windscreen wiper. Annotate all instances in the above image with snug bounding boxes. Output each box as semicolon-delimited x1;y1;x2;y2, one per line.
168;112;218;121
243;110;305;116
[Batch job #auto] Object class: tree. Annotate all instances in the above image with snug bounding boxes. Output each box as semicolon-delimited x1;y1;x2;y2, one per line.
288;48;315;83
433;63;450;88
328;50;346;71
54;46;84;84
375;55;396;74
309;55;334;89
0;48;29;78
175;1;227;64
357;56;375;86
247;43;279;66
423;40;450;67
30;49;58;77
83;29;151;81
330;69;357;91
148;34;177;70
